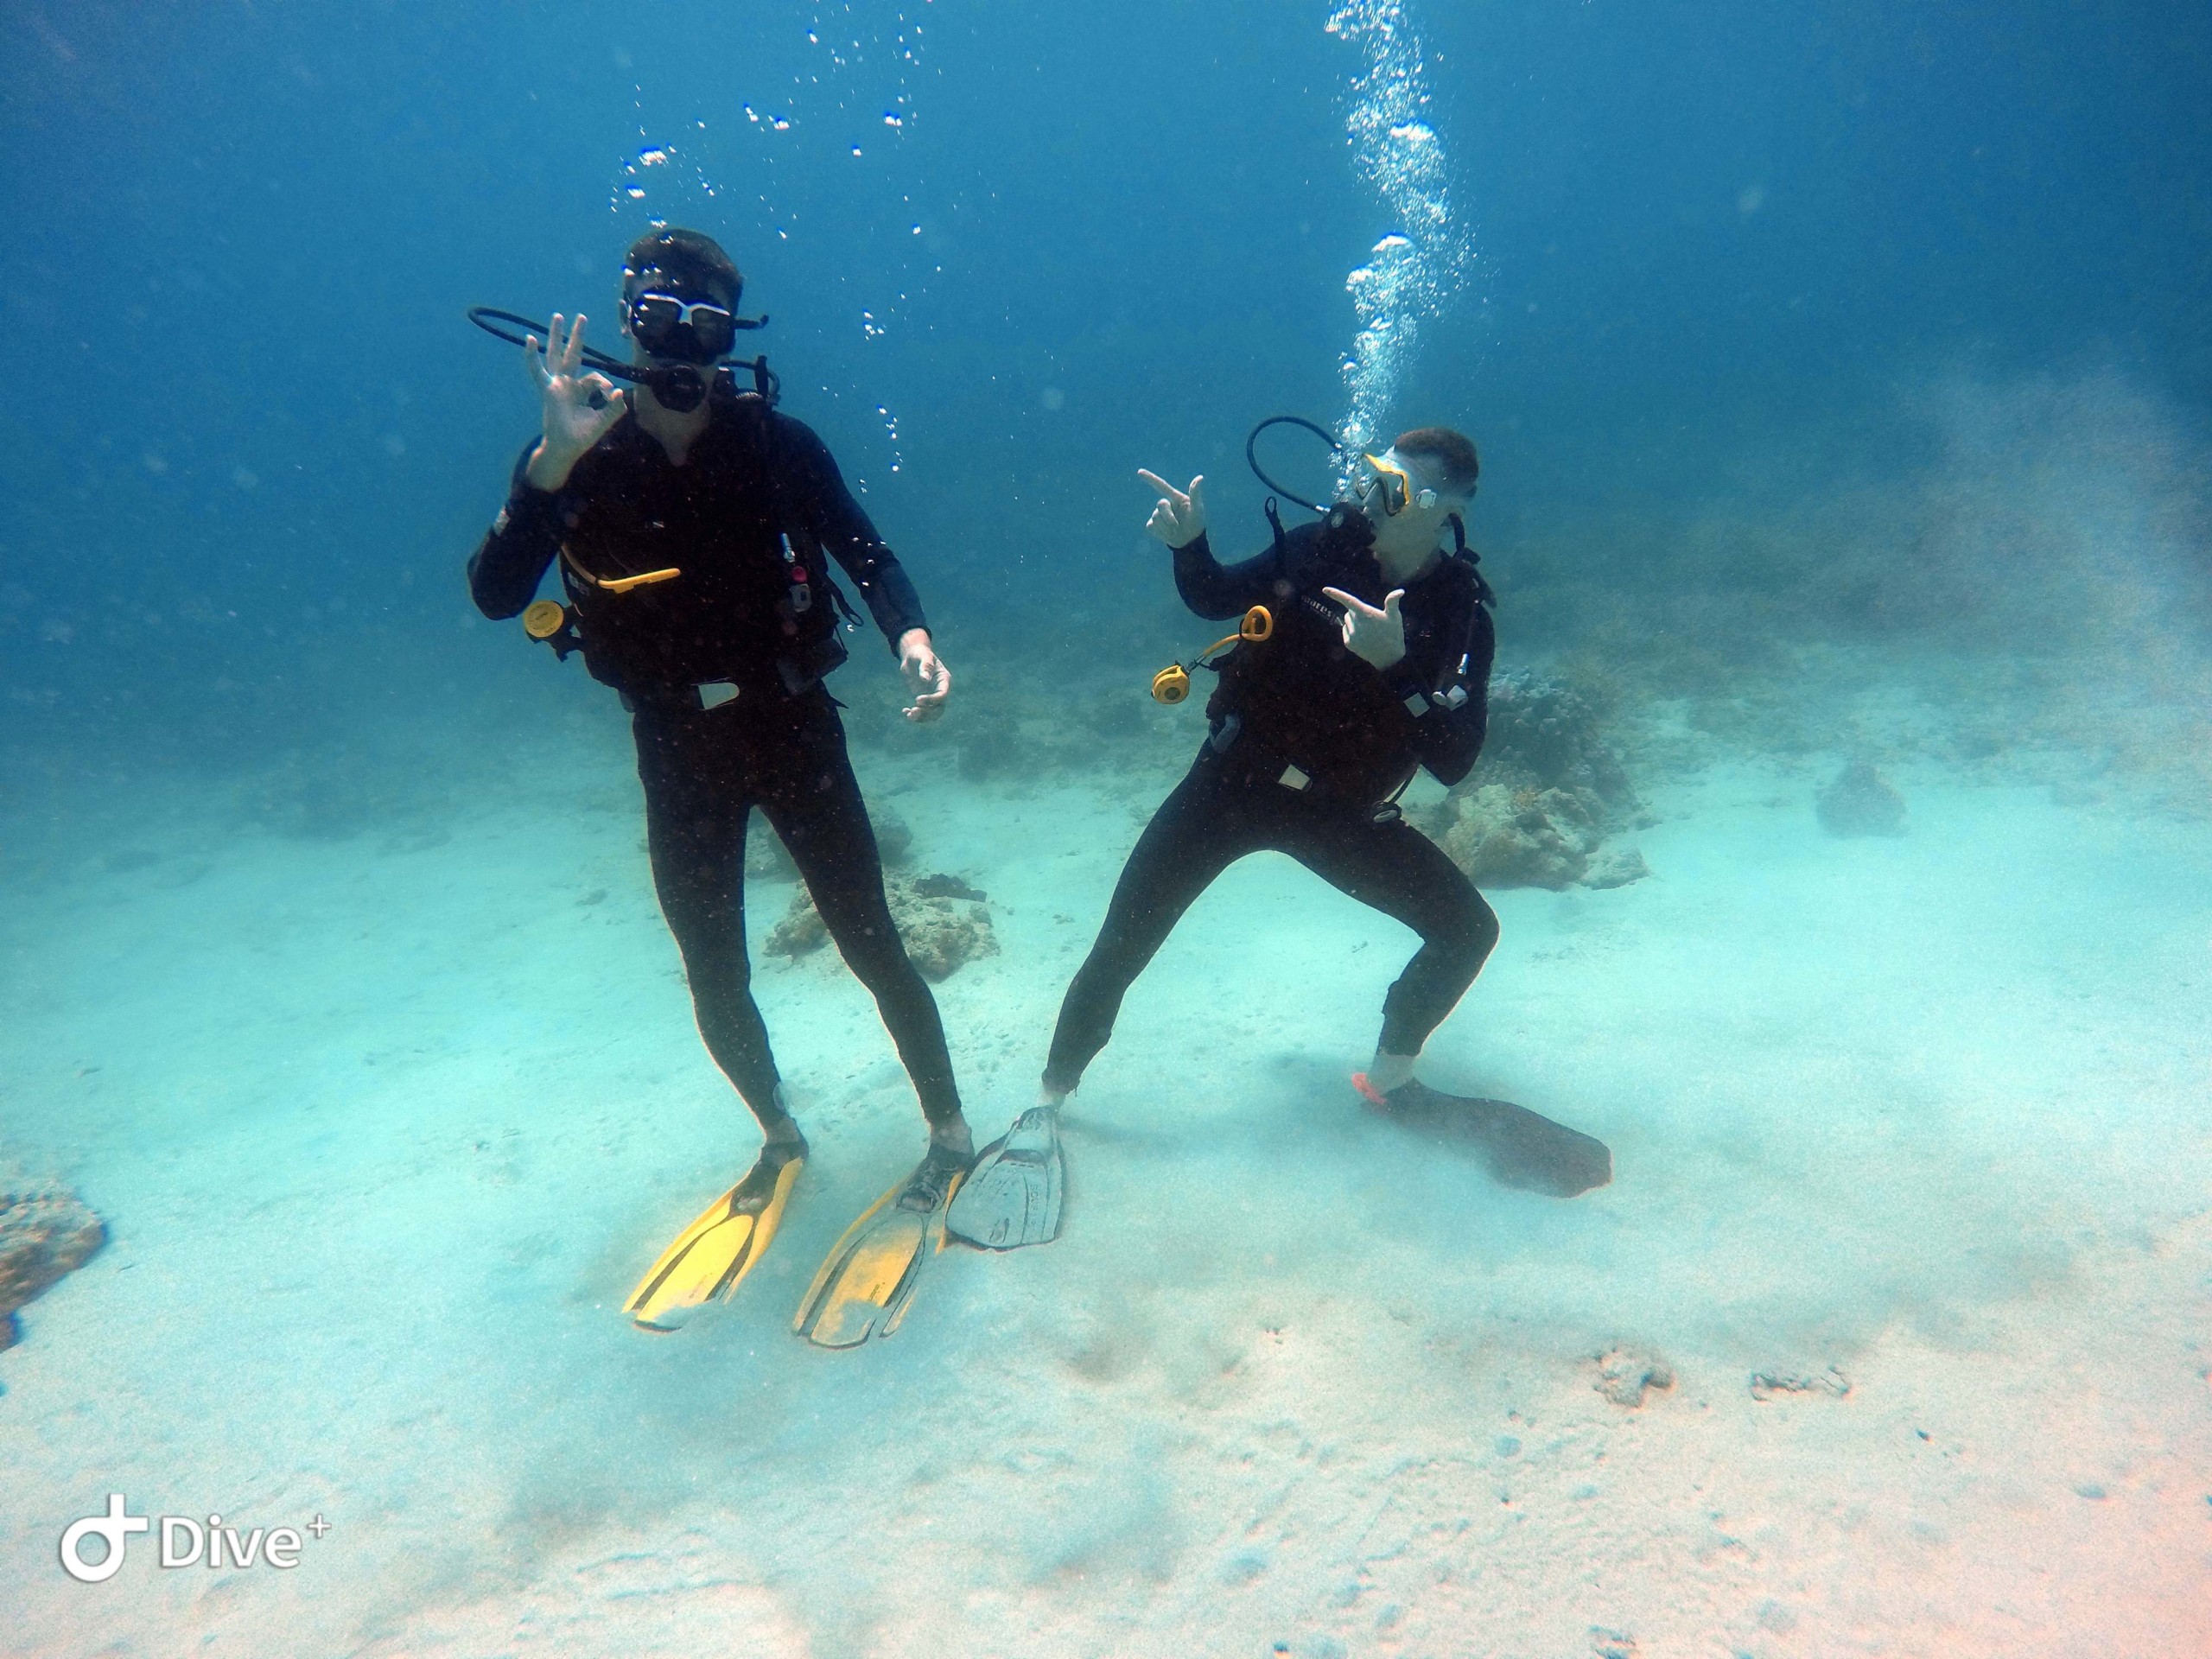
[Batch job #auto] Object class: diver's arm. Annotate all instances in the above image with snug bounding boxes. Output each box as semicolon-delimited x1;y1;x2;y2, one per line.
1172;533;1281;621
1139;468;1268;620
1406;602;1495;787
467;442;564;620
780;416;930;650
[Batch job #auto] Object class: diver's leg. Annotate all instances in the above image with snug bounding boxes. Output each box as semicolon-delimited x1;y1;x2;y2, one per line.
1278;804;1499;1081
1042;757;1256;1096
634;712;795;1138
760;695;966;1142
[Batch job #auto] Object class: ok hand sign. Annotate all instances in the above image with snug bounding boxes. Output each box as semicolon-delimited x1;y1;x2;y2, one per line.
524;313;626;492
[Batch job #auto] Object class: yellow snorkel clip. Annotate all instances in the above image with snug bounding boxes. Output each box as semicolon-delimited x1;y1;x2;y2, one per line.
1151;606;1272;704
558;545;681;594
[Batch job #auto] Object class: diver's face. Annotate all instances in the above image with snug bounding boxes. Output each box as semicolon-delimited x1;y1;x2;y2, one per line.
620;284;734;367
1363;448;1469;563
620;283;733;418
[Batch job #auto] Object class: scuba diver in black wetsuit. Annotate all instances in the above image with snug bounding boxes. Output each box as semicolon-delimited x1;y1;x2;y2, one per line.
950;426;1523;1250
467;228;972;1348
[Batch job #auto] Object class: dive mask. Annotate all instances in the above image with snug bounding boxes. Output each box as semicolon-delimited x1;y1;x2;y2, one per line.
627;291;739;361
1361;452;1438;518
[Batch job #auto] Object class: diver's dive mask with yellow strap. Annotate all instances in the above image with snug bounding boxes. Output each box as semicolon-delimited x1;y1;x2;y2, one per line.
1360;452;1438;518
1152;606;1273;703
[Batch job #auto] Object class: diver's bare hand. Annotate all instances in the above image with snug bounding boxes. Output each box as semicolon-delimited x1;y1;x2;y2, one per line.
524;313;625;492
1322;586;1408;671
899;628;951;723
1137;469;1206;548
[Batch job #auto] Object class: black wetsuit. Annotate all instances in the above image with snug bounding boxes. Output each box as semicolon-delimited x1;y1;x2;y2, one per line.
468;389;960;1129
1044;514;1498;1093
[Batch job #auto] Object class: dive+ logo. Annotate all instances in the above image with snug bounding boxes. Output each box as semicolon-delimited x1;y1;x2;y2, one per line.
59;1495;330;1583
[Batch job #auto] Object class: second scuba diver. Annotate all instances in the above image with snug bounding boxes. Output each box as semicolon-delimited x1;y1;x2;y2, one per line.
952;428;1539;1248
467;228;975;1347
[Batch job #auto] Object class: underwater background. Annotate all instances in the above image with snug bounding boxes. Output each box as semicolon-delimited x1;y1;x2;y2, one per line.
3;3;2209;1654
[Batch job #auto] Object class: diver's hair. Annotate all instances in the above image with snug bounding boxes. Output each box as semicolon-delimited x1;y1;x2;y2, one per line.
622;228;741;308
1391;426;1479;493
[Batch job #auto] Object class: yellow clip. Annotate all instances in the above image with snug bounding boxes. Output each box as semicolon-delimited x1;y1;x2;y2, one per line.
593;567;681;594
559;545;681;594
1149;607;1270;704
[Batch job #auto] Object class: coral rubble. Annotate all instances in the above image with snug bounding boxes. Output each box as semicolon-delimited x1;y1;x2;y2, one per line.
1415;671;1650;890
1;1169;105;1351
766;873;998;982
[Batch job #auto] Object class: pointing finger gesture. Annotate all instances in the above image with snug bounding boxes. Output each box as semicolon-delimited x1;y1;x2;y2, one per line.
1320;586;1408;671
1137;468;1207;549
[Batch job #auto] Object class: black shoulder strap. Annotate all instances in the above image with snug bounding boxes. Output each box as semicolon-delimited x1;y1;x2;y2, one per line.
1446;513;1496;610
742;393;790;531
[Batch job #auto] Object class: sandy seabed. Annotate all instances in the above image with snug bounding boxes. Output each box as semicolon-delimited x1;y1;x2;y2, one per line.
3;712;2209;1658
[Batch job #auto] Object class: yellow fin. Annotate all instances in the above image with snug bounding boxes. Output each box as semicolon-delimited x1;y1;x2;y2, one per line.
791;1164;963;1351
625;1154;803;1332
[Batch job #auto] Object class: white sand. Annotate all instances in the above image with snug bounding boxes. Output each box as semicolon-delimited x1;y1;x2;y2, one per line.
3;715;2209;1656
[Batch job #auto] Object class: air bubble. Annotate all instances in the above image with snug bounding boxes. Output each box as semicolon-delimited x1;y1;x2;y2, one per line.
637;147;668;166
1329;1;1474;453
626;187;646;200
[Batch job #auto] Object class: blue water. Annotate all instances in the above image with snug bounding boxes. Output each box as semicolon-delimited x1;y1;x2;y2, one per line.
4;3;2209;1653
5;1;2203;773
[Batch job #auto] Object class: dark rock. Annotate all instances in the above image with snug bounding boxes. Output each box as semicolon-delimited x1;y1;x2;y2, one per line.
911;873;986;902
1750;1366;1851;1401
1;1171;105;1351
1816;762;1907;837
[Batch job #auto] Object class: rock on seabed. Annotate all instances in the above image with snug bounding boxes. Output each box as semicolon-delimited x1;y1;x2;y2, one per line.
767;873;998;982
0;1171;106;1351
1415;671;1650;890
1816;761;1908;837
